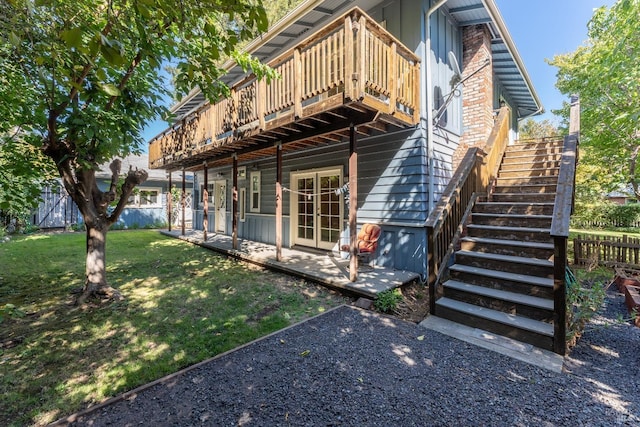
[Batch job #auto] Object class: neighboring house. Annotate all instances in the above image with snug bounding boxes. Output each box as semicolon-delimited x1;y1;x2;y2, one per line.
96;154;194;229
148;0;542;277
606;186;637;205
33;154;193;229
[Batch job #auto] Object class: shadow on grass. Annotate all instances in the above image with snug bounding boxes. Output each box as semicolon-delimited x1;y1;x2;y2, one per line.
0;230;345;426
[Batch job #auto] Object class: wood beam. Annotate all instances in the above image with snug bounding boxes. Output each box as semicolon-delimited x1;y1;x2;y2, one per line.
349;124;358;281
203;162;208;241
167;172;172;232
276;142;283;262
181;168;186;236
232;154;238;249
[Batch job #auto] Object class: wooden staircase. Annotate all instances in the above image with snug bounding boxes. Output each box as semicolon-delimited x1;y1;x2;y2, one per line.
434;138;564;351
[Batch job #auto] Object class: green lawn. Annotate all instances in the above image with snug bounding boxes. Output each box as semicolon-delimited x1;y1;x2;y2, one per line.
0;230;348;426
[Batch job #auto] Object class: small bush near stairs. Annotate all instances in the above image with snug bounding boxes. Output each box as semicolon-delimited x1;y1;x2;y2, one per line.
375;288;404;313
566;268;607;348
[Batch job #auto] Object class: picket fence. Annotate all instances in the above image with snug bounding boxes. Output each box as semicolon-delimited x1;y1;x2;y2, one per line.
573;234;640;268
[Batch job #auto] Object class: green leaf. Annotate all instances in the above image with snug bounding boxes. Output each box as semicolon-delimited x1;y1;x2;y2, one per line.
101;83;121;97
61;28;83;49
8;31;20;47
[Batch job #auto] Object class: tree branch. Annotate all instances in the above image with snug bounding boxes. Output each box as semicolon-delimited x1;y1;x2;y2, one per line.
107;166;148;225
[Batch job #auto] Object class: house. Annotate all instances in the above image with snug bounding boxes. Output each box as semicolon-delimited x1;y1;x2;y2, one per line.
97;154;194;229
149;0;542;277
33;154;193;229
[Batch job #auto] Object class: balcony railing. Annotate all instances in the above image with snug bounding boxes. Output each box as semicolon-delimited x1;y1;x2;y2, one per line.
149;7;420;169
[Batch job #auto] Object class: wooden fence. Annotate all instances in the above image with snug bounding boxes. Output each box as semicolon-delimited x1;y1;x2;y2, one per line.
573;234;640;268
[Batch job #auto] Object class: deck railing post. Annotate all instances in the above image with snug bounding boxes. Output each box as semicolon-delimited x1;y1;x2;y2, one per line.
294;48;303;119
344;15;354;101
388;42;397;115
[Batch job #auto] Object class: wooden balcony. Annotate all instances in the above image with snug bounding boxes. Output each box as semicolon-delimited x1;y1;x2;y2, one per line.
149;7;420;170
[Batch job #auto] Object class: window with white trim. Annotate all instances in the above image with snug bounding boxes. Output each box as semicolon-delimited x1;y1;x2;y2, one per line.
250;171;260;212
126;187;162;207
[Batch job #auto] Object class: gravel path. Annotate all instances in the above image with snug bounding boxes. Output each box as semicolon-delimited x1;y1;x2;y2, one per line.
58;291;639;426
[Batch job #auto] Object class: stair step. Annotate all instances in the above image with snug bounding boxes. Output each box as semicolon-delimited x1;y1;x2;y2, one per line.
500;161;561;171
448;264;553;298
491;193;556;202
455;250;553;277
448;264;553;287
443;280;554;311
498;168;559;178
466;224;551;242
510;139;564;150
435;298;554;350
501;154;562;165
504;146;564;157
461;236;554;258
474;202;554;215
470;213;552;228
492;183;558;194
496;176;559;186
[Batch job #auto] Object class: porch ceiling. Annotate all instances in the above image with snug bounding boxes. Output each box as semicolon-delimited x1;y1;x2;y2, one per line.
171;103;405;172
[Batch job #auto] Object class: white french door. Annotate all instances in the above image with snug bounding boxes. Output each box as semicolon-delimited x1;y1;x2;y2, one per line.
291;168;343;250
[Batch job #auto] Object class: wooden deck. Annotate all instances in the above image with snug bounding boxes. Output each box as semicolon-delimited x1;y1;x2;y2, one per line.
160;229;420;298
149;7;420;171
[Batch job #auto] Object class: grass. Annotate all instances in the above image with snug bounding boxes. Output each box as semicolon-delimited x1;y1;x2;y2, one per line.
0;230;348;426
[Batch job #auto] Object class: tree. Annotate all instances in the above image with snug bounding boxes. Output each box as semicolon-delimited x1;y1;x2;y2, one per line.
548;0;640;200
0;0;273;303
518;118;561;140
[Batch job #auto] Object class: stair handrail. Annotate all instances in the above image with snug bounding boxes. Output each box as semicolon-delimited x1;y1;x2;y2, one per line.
550;95;580;355
427;106;511;314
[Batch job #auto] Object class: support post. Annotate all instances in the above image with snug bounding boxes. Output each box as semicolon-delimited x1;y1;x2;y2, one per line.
276;142;283;262
203;162;208;241
181;168;186;236
553;236;567;355
232;154;238;249
168;172;172;232
349;124;358;281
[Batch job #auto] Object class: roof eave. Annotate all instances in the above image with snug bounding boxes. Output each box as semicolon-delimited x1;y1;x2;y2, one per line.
482;0;544;117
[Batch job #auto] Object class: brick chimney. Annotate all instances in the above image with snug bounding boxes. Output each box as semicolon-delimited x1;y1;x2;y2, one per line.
453;24;494;170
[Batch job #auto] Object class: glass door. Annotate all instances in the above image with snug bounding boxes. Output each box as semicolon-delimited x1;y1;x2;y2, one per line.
291;168;343;250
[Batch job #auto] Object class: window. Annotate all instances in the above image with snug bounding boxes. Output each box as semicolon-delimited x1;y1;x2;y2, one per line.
139;190;159;206
239;187;246;222
200;183;214;204
126;187;162;207
250;171;260;212
237;166;247;180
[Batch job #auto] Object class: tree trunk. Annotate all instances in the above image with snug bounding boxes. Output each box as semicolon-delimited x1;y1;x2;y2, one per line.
77;220;122;304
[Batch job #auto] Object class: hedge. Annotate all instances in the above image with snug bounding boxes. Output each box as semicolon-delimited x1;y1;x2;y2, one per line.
571;202;640;228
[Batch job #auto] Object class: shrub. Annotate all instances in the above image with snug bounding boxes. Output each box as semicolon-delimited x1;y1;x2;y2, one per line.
566;267;607;348
572;202;640;228
374;288;403;313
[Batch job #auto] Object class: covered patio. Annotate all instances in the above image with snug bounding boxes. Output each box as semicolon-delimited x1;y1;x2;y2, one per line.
160;229;420;298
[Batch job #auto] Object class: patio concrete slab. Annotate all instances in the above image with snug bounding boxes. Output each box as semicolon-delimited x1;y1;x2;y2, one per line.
419;315;564;373
160;230;420;298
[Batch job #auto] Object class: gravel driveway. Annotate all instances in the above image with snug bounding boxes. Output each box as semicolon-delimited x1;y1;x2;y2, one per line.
55;291;639;426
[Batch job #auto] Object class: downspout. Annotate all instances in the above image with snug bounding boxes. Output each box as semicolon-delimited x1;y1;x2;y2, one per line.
422;0;449;281
424;0;449;213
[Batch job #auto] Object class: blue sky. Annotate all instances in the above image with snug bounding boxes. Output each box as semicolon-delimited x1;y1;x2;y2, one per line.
495;0;616;123
143;0;616;142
